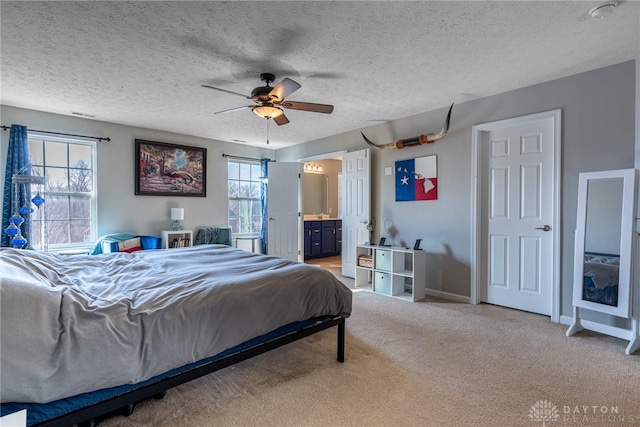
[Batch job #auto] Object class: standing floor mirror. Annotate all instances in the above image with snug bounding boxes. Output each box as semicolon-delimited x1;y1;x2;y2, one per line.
567;168;638;354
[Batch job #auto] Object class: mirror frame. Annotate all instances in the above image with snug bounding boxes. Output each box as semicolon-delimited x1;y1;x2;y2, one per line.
572;168;637;318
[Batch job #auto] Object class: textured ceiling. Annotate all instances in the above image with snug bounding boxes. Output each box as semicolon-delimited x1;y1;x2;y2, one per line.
1;1;639;149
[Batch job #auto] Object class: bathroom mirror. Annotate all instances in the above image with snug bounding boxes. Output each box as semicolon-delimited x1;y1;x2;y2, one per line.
303;173;328;215
572;168;637;318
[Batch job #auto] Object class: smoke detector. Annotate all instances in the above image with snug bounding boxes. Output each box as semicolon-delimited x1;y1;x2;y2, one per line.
588;2;617;19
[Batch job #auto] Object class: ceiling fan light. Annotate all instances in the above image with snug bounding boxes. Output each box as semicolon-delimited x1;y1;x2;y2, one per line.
252;105;284;119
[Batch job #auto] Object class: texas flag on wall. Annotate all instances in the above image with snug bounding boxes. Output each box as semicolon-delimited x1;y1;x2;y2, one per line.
395;155;438;201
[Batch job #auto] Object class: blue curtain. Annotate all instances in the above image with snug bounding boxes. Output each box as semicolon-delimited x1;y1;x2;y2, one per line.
259;158;269;254
2;124;31;247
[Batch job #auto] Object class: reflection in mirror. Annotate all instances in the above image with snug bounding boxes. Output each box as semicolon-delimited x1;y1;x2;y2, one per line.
582;178;624;307
571;168;637;319
303;174;328;214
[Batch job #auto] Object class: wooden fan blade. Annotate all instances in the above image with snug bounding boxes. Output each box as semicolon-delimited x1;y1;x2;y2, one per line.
281;100;334;114
202;84;251;100
214;105;252;114
273;114;290;126
269;78;301;102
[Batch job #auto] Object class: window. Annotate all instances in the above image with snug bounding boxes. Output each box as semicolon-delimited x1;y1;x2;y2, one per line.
28;135;97;250
227;160;262;236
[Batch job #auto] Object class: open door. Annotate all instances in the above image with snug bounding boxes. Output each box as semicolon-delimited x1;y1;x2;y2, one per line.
267;162;302;262
341;149;371;278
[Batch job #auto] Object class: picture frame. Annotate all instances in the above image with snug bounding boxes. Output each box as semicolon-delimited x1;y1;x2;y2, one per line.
135;139;206;197
395;155;437;202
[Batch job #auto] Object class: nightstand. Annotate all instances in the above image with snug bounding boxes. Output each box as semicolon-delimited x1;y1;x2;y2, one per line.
161;230;193;249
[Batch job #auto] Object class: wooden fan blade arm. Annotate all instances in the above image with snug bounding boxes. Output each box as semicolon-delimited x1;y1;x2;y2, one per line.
202;85;252;100
214;105;252;114
269;78;301;102
281;100;334;114
273;114;290;126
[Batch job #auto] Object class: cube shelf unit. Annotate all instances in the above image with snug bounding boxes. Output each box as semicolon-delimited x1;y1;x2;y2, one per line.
161;230;193;249
355;245;426;302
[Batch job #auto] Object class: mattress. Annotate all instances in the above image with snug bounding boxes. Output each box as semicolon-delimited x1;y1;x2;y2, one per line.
0;245;352;404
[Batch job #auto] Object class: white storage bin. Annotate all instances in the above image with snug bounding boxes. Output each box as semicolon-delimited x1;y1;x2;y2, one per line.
374;272;391;295
375;249;392;271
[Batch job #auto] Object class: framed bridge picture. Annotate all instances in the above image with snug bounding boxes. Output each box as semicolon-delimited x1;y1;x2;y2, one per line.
135;139;207;197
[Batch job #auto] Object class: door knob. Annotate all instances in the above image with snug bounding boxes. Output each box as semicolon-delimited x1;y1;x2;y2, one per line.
536;225;551;231
269;217;276;222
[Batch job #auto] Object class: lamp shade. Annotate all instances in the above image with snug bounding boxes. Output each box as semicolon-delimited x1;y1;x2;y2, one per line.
170;208;184;221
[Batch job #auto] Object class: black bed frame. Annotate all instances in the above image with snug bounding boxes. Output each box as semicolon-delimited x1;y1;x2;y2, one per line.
35;316;345;427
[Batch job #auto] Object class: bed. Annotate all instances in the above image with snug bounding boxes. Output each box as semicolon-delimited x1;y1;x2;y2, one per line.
0;245;352;426
582;251;620;307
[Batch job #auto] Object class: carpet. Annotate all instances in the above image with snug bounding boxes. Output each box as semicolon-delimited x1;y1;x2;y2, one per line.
100;272;640;427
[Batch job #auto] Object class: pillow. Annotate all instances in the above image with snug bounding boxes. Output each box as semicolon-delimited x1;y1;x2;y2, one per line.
102;241;119;253
118;237;142;253
139;235;162;250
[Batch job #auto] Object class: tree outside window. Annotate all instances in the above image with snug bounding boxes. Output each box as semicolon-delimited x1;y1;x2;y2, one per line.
28;136;96;249
227;161;262;235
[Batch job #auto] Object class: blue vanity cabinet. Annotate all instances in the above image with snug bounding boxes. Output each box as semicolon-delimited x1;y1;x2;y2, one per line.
309;221;322;256
304;219;342;259
304;222;312;255
321;220;336;254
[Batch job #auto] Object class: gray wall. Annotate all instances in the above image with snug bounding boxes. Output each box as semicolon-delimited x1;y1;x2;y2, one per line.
277;60;637;317
1;61;636;319
0;106;275;238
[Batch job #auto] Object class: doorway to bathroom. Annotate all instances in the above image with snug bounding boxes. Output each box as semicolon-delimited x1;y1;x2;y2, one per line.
300;153;343;270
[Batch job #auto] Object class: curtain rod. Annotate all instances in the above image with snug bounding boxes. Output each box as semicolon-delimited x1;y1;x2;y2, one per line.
221;153;273;162
1;125;110;142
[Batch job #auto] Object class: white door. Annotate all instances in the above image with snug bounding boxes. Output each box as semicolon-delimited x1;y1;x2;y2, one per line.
479;113;559;316
342;149;371;278
267;162;302;262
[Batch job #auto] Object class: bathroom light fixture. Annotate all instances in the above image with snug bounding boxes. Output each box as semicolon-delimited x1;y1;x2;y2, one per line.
588;2;617;19
303;163;323;173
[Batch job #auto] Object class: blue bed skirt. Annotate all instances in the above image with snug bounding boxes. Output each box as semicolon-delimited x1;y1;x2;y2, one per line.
1;317;324;426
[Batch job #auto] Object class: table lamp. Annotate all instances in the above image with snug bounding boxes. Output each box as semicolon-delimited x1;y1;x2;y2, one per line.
171;208;184;231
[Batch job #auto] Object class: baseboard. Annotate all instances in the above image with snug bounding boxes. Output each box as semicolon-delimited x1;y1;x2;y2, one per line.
424;289;470;304
559;315;573;326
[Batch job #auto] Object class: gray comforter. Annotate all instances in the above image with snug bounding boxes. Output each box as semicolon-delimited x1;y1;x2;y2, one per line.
0;245;352;403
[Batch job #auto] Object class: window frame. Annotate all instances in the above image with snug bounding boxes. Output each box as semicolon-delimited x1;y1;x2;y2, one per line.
27;133;98;251
227;159;263;237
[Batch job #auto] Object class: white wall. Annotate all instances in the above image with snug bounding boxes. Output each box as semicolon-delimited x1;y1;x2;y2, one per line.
277;60;637;317
0;106;275;238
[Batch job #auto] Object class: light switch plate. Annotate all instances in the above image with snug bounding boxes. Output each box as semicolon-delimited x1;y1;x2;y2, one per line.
384;167;392;176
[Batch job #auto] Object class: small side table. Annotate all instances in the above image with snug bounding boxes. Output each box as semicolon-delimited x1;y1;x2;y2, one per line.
234;236;260;253
161;230;193;249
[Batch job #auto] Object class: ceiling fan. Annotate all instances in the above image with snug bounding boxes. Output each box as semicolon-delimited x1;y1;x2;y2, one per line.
201;73;334;126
